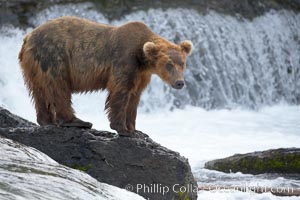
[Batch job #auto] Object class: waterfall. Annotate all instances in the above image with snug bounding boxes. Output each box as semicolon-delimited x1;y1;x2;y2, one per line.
1;2;300;112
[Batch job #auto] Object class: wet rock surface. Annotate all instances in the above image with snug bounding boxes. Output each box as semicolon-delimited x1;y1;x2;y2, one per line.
0;136;146;200
0;107;197;200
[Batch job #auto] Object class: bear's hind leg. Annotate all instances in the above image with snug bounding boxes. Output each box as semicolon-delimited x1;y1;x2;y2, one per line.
33;91;55;126
55;89;92;129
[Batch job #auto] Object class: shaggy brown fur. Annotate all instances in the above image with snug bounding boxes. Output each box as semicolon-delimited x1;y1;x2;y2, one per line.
19;16;193;136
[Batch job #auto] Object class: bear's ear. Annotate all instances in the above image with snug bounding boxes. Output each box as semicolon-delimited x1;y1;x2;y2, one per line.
143;42;159;58
180;40;193;56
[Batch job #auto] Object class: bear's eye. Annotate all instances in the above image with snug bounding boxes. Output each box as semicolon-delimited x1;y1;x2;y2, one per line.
165;63;174;71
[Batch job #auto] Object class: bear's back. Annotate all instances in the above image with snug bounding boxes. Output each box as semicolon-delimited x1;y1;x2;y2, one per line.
22;17;115;72
27;16;114;49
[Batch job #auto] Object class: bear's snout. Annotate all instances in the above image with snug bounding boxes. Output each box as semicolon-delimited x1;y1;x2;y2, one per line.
173;80;185;89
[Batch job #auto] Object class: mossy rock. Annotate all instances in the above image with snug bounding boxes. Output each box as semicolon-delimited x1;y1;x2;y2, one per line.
72;164;94;172
205;148;300;175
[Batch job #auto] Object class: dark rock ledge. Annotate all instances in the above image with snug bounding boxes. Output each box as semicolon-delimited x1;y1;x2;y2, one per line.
205;148;300;175
1;0;300;27
0;107;197;200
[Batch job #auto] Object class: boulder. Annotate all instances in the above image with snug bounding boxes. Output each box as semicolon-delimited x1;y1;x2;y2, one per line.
205;148;300;175
0;107;197;200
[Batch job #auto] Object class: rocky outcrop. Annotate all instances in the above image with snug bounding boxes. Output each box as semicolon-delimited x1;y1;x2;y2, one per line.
0;136;145;200
205;148;300;175
0;0;84;27
0;107;197;200
1;0;300;27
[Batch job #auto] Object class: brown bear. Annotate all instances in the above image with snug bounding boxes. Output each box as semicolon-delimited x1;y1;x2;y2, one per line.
19;16;193;136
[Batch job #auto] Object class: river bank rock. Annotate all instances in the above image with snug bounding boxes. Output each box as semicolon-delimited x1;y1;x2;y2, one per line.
0;107;197;200
205;148;300;175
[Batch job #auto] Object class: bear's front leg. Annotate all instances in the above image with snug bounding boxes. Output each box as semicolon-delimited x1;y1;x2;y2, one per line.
106;90;133;136
126;92;141;131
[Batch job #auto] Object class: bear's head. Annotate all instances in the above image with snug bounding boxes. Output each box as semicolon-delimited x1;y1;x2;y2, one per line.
143;40;193;89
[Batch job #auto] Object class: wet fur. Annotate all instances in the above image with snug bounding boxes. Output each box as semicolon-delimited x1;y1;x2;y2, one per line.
19;16;192;133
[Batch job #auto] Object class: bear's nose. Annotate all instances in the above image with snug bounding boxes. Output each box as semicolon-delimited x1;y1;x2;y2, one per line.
174;80;185;89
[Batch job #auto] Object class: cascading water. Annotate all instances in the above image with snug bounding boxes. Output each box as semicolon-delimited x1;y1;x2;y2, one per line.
27;3;300;111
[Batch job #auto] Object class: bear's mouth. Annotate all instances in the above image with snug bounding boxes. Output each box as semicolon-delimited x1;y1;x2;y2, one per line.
172;86;183;90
